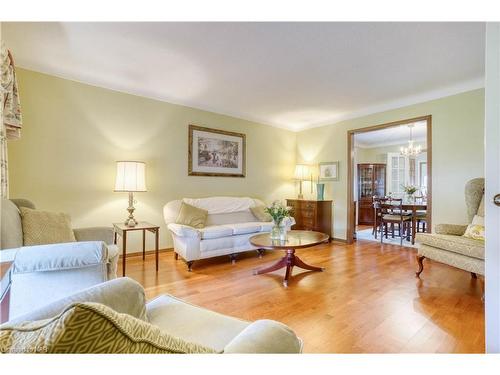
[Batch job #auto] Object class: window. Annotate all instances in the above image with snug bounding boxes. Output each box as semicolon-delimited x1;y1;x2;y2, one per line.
387;153;407;197
387;152;427;197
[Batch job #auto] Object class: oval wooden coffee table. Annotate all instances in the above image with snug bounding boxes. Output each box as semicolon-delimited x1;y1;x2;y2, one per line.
249;230;329;287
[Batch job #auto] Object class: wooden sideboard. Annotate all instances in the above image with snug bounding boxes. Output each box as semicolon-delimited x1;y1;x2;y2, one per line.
286;199;333;240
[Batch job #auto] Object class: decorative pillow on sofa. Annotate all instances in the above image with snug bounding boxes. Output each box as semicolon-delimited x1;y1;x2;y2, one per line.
463;215;485;241
175;202;208;229
250;205;272;222
20;207;76;246
0;302;216;354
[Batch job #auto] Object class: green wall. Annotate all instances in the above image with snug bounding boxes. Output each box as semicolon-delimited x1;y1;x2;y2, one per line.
297;89;485;239
8;69;297;251
8;68;485;247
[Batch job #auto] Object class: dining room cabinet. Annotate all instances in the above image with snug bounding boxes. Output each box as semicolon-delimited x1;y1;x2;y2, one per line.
357;163;386;225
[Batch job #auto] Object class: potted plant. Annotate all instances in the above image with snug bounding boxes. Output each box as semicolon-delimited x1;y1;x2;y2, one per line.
402;185;418;202
265;201;293;240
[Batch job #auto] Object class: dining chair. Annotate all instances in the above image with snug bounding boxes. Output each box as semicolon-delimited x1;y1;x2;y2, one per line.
372;196;391;239
379;198;412;245
413;196;427;233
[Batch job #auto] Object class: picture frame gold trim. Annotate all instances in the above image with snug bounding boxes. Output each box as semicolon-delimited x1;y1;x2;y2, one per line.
188;124;246;177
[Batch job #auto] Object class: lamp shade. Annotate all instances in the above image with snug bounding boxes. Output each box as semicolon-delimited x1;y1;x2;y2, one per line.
114;161;147;192
293;164;310;181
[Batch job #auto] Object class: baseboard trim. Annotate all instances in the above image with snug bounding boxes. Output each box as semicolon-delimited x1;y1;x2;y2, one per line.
332;237;348;243
119;247;174;259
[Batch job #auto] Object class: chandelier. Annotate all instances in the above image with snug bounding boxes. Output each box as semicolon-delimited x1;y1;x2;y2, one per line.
400;124;422;157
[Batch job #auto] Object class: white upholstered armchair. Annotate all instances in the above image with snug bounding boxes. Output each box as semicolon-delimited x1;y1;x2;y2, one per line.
0;198;119;319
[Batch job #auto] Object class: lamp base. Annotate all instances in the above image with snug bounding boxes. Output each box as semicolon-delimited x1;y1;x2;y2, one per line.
125;217;138;227
125;192;138;227
297;193;304;200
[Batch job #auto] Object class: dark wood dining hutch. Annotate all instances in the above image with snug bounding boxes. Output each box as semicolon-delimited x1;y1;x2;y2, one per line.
357;163;386;225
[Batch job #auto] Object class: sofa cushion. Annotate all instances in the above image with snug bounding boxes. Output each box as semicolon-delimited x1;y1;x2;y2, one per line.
20;207;76;246
168;223;200;238
205;210;258;226
146;294;249;352
416;233;484;260
260;222;274;232
175;202;208;229
0;302;215;353
250;205;272;222
200;225;234;240
225;222;262;235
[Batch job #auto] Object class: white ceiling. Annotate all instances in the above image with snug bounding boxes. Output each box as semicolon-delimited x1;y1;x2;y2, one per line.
2;22;485;131
355;120;427;148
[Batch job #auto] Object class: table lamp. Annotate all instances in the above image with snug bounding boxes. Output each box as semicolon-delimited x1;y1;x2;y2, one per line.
294;164;311;199
114;161;147;227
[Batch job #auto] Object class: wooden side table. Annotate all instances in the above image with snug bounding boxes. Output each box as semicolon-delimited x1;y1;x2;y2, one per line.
113;222;160;276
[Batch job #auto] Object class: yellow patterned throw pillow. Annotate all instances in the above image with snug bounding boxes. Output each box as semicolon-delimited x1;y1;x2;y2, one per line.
0;302;216;354
175;202;208;229
20;207;76;246
463;215;485;241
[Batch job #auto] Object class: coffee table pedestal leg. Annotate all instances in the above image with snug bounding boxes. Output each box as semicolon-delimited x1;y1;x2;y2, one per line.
253;249;324;287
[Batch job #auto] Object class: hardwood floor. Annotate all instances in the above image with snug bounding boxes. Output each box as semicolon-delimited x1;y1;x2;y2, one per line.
119;239;485;353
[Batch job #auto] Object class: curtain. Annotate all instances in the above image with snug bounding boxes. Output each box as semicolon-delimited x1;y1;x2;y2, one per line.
1;42;22;198
0;118;7;198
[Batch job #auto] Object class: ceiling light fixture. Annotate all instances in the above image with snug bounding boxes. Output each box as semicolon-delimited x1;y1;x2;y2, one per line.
400;124;422;157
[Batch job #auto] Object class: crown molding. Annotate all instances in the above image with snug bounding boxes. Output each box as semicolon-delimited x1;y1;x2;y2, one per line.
294;76;484;132
20;65;484;133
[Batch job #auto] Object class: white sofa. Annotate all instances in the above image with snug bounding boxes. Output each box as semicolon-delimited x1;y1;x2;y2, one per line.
164;197;294;271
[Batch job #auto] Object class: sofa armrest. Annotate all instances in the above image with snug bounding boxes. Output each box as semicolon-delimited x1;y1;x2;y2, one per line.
74;226;114;245
167;223;201;239
434;224;468;236
223;319;302;353
283;216;296;229
13;241;109;274
5;277;147;325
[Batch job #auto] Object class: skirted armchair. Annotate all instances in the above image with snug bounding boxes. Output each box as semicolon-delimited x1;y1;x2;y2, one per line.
1;198;119;319
1;278;303;353
415;178;484;287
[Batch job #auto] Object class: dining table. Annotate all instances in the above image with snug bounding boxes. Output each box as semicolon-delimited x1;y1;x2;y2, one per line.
384;199;428;245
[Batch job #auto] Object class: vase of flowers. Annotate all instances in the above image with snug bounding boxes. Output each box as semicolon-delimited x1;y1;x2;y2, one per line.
265;201;293;240
402;185;418;202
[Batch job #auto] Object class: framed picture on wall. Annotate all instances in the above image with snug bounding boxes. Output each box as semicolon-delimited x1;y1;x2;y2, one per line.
188;124;246;177
319;161;339;181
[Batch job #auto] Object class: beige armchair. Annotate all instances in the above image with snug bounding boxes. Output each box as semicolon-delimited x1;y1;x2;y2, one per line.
415;178;484;286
